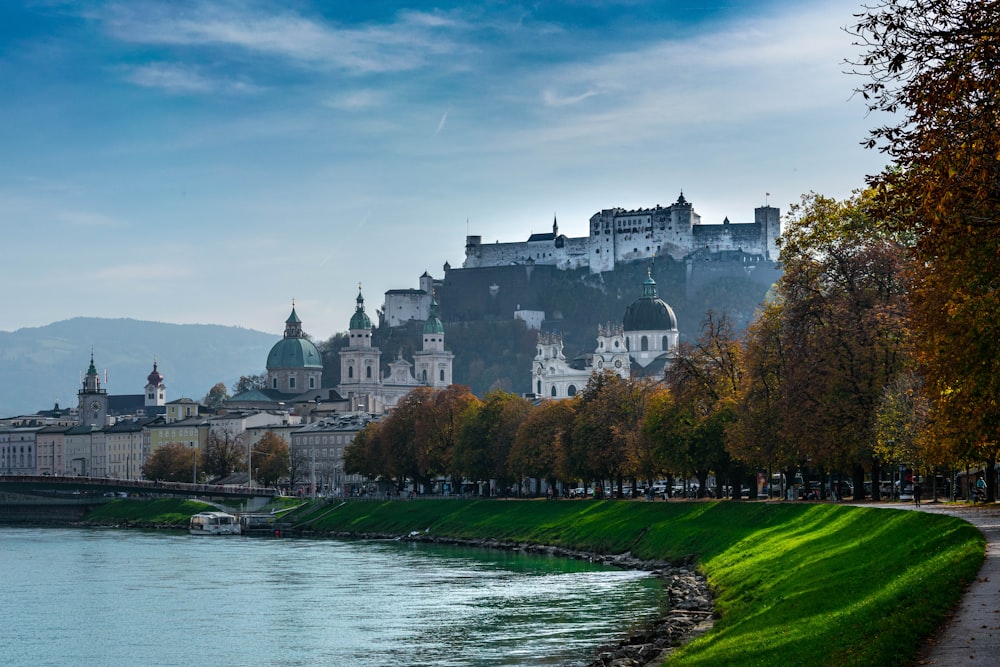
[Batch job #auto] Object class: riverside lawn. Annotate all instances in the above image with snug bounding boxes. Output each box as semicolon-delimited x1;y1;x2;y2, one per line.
86;499;983;666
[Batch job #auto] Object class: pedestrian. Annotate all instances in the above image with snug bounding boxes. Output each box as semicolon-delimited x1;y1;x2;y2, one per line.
913;479;921;506
976;474;987;502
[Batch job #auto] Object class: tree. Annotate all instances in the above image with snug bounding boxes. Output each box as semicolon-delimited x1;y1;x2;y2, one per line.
231;373;267;396
142;442;197;483
663;311;744;498
204;428;245;479
728;299;798;478
769;193;910;497
203;382;229;409
414;385;481;492
510;399;577;494
850;0;1000;499
570;371;647;495
455;390;530;495
253;431;289;488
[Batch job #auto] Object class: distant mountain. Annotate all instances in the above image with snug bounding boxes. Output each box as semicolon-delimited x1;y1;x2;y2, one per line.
0;318;277;417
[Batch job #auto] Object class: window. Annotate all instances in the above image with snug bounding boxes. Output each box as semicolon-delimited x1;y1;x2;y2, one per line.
289;377;296;389
439;369;445;382
309;377;316;389
641;336;649;351
348;366;354;379
366;366;372;379
537;380;541;394
662;335;669;349
568;385;577;396
272;378;278;389
551;386;557;397
421;369;427;383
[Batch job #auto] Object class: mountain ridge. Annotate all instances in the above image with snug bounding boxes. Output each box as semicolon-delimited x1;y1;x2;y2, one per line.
0;317;278;416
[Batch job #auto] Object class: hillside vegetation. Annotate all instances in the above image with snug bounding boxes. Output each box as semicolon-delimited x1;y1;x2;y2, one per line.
280;499;982;666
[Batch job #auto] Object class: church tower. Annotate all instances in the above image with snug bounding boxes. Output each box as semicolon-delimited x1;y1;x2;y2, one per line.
144;359;166;408
413;296;453;387
78;352;108;426
339;286;382;390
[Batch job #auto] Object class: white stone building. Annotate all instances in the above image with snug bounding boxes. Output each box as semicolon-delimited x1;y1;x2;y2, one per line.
464;193;781;274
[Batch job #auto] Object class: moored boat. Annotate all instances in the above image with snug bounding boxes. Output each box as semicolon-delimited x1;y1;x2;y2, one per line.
189;511;241;535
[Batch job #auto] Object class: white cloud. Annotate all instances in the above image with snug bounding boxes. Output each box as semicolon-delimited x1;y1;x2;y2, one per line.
97;2;473;74
123;62;261;94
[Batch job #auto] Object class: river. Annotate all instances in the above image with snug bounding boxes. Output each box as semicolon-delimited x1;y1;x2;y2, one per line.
0;527;666;666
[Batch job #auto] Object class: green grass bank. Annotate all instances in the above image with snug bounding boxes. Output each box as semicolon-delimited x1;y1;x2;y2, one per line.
281;499;983;666
84;498;983;665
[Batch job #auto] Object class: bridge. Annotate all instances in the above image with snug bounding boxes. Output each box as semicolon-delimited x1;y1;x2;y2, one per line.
0;474;277;501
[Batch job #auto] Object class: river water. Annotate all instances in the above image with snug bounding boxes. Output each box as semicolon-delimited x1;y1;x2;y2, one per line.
0;527;666;666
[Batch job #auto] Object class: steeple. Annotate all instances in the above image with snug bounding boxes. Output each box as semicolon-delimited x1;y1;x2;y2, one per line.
642;267;658;299
553;213;558;237
349;284;373;331
284;299;304;338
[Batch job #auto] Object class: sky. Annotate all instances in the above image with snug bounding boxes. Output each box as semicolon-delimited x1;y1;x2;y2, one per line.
0;0;888;339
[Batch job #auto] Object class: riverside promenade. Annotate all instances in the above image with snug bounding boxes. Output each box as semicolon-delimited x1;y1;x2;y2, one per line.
865;501;1000;665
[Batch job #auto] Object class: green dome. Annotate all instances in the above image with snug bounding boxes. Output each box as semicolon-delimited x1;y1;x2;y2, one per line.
267;304;322;370
266;337;322;370
423;298;445;334
350;289;372;330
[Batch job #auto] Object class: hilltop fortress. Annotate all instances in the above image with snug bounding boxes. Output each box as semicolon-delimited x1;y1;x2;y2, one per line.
462;192;781;273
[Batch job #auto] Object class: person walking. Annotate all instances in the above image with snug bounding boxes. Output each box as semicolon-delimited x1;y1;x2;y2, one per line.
913;479;922;506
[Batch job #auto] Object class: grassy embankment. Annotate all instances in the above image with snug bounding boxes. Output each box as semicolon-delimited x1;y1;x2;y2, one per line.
85;498;984;666
282;499;983;666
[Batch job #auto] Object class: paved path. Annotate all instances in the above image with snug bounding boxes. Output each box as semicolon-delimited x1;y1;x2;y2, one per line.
864;501;1000;665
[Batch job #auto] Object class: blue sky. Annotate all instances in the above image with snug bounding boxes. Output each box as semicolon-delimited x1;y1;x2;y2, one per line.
0;0;886;339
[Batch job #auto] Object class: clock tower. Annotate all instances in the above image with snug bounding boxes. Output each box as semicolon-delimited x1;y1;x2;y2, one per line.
78;353;108;427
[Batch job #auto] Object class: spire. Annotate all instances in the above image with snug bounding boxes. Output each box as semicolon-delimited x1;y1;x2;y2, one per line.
284;299;304;338
350;283;373;330
642;267;658;299
553;213;558;237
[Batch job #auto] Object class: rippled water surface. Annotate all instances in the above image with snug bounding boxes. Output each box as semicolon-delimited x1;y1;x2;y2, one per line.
0;527;666;666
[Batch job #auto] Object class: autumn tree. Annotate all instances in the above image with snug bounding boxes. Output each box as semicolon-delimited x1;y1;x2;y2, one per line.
203;382;229;409
252;431;289;488
455;390;530;495
204;427;245;479
414;385;481;492
728;299;799;480
851;0;1000;499
663;311;744;498
142;442;197;483
509;399;576;494
570;371;647;495
771;193;910;498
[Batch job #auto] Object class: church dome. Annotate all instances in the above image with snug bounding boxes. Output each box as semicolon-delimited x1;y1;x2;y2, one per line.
146;360;163;386
622;273;677;331
423;298;445;335
267;305;322;370
349;288;373;330
266;337;322;369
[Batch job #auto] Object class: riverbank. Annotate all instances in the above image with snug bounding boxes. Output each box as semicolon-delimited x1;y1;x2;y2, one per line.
279;498;984;666
78;497;985;666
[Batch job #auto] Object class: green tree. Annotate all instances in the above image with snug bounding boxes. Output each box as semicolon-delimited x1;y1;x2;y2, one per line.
231;373;267;396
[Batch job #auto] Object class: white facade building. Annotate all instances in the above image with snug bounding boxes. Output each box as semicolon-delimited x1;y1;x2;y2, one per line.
465;193;781;274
